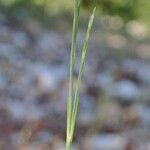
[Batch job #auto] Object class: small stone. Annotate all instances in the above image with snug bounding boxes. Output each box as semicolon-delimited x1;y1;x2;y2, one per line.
78;96;96;126
97;71;113;91
36;130;53;143
123;59;150;85
83;134;127;150
126;21;147;39
6;100;44;120
112;80;140;104
32;64;67;94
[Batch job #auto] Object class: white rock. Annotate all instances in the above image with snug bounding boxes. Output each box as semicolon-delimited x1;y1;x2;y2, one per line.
31;63;67;93
113;80;140;101
6;100;44;120
123;59;150;85
78;96;96;126
126;21;147;39
83;134;127;150
97;72;113;91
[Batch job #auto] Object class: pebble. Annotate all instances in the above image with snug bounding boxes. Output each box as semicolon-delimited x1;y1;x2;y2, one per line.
97;71;113;91
78;96;96;126
123;59;150;85
6;100;44;120
126;21;147;39
112;79;140;103
83;134;127;150
31;63;67;94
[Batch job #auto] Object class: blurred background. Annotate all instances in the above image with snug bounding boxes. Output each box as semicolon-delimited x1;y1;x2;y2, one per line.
0;0;150;149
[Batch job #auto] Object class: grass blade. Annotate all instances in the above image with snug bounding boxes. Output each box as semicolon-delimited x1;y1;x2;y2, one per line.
70;7;96;140
67;0;81;143
66;2;96;150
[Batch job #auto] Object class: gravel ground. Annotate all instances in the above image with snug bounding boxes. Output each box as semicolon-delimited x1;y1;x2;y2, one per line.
0;12;150;150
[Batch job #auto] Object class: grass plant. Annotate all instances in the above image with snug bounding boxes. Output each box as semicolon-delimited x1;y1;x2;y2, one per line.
66;0;96;150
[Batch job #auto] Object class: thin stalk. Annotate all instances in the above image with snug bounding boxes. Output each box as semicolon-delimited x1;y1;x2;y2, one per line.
66;142;71;150
70;7;96;142
66;1;96;149
67;0;81;142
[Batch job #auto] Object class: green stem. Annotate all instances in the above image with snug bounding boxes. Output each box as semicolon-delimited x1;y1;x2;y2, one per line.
66;141;71;150
67;0;81;141
66;1;96;150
